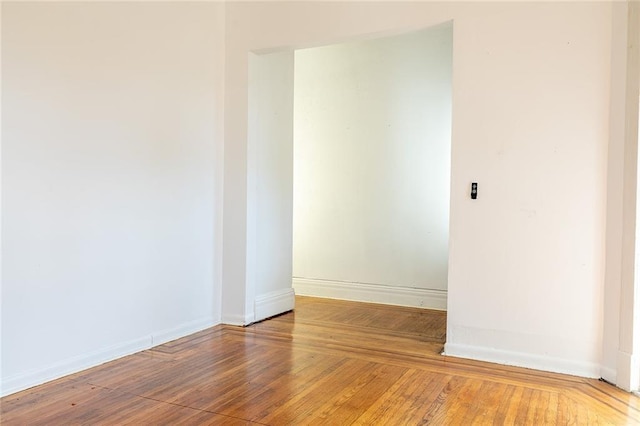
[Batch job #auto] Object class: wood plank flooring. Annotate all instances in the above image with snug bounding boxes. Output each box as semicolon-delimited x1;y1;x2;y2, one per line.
2;296;640;425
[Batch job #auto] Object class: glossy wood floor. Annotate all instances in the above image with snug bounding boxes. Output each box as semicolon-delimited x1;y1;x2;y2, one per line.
2;296;640;425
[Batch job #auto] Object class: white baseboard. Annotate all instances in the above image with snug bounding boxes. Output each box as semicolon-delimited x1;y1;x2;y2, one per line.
1;316;217;398
254;288;296;322
616;350;640;391
292;277;447;310
443;342;601;379
221;312;256;326
151;317;218;347
600;366;617;385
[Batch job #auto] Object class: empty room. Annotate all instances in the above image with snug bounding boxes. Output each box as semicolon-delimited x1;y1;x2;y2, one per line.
2;0;640;424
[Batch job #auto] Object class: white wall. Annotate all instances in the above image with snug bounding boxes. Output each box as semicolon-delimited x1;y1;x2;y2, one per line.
223;1;611;378
292;25;452;309
602;1;628;386
0;0;624;396
604;1;640;391
247;51;296;323
444;3;609;378
1;2;225;396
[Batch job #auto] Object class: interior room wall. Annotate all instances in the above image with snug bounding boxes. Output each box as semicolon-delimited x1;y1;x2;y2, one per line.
1;2;225;396
223;1;611;378
247;51;296;323
292;24;452;310
604;1;640;391
1;0;622;396
602;0;628;386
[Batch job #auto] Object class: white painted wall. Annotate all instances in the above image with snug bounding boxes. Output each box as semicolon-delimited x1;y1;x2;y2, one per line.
605;1;640;392
444;3;609;379
247;51;296;323
223;1;611;378
0;0;625;395
602;1;629;386
292;25;452;309
1;2;225;396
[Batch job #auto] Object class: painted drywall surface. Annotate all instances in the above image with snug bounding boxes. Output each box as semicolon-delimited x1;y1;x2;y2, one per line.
612;1;640;391
444;2;609;377
224;2;610;376
247;51;295;322
221;4;249;325
292;25;452;297
602;1;627;385
1;2;224;395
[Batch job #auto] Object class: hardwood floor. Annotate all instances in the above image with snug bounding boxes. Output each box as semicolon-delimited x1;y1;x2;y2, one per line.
2;296;640;425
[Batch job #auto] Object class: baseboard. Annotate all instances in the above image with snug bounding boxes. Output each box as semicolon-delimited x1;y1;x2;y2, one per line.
151;317;217;347
616;350;640;391
1;316;217;398
443;342;601;378
292;277;447;310
254;288;296;322
221;312;256;326
600;366;617;385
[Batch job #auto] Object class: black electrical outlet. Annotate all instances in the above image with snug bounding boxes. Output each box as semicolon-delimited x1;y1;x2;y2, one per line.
471;182;478;199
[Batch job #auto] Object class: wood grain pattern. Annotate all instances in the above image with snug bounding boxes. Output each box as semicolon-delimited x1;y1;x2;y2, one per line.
2;296;639;425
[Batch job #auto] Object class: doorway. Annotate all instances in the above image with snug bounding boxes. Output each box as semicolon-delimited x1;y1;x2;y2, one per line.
246;22;453;323
292;24;453;310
